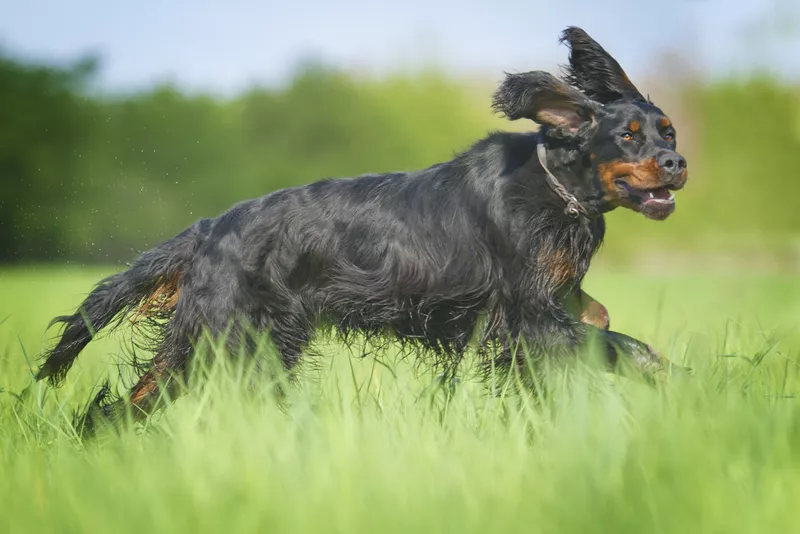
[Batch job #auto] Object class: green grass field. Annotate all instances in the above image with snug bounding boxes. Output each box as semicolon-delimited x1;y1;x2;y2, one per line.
2;265;800;533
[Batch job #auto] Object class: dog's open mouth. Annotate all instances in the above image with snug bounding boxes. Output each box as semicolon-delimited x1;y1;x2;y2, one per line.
616;182;676;220
630;186;674;206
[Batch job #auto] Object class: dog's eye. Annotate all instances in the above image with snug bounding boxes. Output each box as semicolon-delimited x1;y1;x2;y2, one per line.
664;133;675;142
621;132;633;141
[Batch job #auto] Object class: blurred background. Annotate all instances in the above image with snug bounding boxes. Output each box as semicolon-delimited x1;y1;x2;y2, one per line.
1;0;798;271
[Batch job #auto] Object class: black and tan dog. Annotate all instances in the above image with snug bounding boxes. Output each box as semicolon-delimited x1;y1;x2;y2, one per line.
37;27;688;433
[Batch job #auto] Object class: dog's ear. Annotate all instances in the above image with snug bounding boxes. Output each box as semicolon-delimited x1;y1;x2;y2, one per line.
492;71;601;133
559;26;646;104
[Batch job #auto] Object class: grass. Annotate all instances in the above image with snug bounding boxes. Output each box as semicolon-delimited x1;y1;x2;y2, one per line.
2;264;800;533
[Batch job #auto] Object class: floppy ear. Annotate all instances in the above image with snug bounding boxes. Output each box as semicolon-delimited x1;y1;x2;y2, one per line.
559;26;646;103
492;71;601;133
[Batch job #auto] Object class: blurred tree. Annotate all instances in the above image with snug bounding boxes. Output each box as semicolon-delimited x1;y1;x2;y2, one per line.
0;49;798;265
0;55;97;261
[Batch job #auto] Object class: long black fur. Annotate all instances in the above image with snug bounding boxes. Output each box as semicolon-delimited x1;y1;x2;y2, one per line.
37;224;205;386
559;26;646;104
37;27;688;433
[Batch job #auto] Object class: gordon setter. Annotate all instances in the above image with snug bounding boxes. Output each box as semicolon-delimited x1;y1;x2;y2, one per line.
37;27;688;433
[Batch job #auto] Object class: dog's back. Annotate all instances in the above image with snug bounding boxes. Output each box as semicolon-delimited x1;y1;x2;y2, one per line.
37;27;687;437
181;132;544;361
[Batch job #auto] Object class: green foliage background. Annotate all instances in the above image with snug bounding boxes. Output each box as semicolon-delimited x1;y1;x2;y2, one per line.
1;54;798;265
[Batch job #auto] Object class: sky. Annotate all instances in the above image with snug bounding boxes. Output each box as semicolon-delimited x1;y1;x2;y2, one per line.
0;0;798;94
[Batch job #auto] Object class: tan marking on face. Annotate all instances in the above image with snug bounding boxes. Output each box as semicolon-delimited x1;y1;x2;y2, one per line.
596;158;662;206
629;120;640;133
589;152;596;161
676;166;689;188
660;117;671;128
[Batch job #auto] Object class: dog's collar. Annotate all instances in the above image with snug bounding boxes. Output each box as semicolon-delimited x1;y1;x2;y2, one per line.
536;141;589;219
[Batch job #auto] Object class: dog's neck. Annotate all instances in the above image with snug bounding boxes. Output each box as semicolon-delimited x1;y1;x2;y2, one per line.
533;133;608;218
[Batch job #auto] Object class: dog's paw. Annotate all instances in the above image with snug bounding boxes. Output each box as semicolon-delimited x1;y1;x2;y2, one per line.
606;331;663;373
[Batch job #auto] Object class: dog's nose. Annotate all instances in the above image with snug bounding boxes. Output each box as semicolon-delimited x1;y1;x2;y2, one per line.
658;153;687;173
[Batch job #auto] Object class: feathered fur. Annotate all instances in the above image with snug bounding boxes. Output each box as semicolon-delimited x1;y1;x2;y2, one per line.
37;26;687;437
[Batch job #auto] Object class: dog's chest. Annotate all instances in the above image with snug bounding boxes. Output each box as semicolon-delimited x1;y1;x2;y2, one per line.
535;217;604;288
536;247;583;287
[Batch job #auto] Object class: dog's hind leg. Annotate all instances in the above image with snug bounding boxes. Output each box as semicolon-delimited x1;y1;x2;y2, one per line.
75;329;192;439
75;288;202;439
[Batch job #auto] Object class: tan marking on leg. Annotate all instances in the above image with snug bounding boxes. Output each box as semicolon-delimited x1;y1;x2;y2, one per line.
579;292;610;330
129;357;170;413
130;274;181;324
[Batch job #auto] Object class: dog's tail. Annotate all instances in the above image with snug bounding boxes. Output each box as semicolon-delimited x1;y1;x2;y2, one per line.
36;223;205;386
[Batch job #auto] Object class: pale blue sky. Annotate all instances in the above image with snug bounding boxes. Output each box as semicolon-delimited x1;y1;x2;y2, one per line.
0;0;797;94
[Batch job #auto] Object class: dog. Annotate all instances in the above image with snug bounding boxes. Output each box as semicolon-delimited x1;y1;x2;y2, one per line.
36;27;688;434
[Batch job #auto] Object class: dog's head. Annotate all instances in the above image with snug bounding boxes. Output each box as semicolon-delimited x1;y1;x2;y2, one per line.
492;27;688;221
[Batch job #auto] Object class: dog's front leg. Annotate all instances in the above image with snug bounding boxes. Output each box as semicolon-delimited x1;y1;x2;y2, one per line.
595;328;689;378
564;289;610;330
600;329;662;373
580;291;610;330
565;292;686;376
